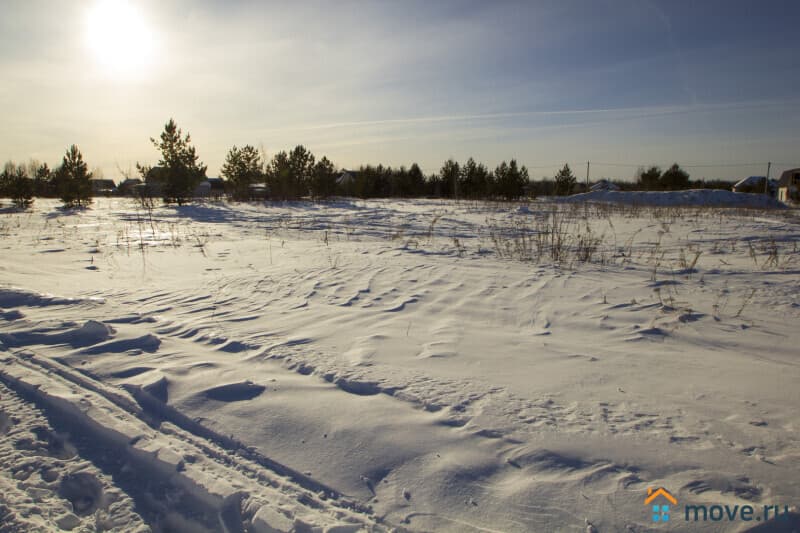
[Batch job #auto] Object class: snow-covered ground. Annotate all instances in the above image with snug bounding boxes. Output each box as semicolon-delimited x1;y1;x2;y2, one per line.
0;197;798;532
558;189;784;208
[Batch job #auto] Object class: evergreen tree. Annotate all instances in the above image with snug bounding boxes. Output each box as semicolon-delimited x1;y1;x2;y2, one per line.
288;145;315;197
459;157;491;198
660;163;690;190
221;145;263;200
8;165;34;208
34;162;51;197
374;164;392;197
425;172;440;196
554;163;576;196
55;145;93;208
353;164;378;198
494;159;529;200
0;162;32;207
309;156;337;199
637;166;662;191
407;163;426;197
266;145;317;200
439;159;460;198
149;119;207;205
0;162;12;199
266;150;292;200
389;166;408;197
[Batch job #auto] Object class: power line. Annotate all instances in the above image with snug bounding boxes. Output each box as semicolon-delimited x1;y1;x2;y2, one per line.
411;160;799;174
591;162;772;169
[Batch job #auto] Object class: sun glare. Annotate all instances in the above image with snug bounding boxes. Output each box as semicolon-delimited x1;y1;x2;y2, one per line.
86;0;155;78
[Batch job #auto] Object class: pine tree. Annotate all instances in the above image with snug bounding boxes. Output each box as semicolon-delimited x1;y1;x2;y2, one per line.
221;145;263;200
55;145;93;208
439;159;460;198
266;145;316;200
0;163;8;199
459;157;490;198
353;165;377;198
660;163;690;190
637;166;662;191
150;119;207;205
407;163;426;197
0;162;33;208
34;162;51;197
266;150;292;200
309;156;337;199
288;145;315;198
389;166;408;197
494;159;529;200
9;166;34;208
554;163;576;196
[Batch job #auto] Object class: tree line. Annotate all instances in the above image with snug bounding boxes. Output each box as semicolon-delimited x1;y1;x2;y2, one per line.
2;118;722;209
0;145;93;209
220;145;529;201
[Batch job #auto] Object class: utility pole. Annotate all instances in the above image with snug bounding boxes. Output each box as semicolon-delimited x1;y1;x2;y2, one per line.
586;161;590;192
764;161;771;195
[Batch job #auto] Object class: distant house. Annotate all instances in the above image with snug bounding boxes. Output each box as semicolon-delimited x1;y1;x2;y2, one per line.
732;176;775;195
90;178;117;196
337;169;358;196
248;183;269;200
194;177;225;199
590;179;620;192
777;168;800;203
117;178;143;196
337;170;357;187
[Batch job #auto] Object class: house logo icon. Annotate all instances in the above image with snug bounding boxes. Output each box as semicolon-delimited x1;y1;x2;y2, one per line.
645;487;677;523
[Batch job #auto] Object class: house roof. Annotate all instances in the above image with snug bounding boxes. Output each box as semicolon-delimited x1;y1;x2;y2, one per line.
590;179;619;192
777;168;800;187
732;176;767;190
337;170;357;185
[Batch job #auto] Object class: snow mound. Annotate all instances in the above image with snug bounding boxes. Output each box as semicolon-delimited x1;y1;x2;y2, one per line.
0;309;24;321
558;189;784;208
81;334;161;355
76;320;115;342
0;320;114;349
203;381;266;402
0;287;103;307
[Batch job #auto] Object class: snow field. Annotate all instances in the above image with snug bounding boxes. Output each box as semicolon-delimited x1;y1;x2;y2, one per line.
0;196;798;532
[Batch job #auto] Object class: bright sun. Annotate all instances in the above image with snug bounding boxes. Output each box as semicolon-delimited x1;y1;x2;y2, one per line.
86;0;155;78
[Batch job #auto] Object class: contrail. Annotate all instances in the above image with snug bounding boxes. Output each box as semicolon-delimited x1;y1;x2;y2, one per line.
262;99;799;134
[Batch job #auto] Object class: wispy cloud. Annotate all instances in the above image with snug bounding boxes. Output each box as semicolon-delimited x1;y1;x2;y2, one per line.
1;1;800;179
260;99;800;134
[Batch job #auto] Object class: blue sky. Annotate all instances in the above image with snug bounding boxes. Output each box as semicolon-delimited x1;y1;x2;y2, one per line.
1;0;799;181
